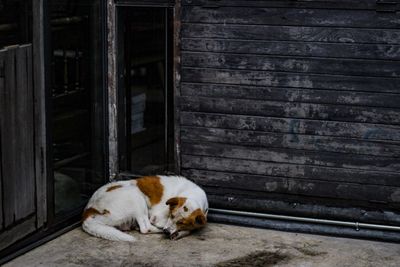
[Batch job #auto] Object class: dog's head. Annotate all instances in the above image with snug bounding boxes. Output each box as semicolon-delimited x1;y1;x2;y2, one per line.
163;197;207;240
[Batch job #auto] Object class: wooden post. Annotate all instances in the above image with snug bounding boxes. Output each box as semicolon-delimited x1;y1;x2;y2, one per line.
0;49;5;231
107;0;118;181
173;0;182;174
32;0;47;228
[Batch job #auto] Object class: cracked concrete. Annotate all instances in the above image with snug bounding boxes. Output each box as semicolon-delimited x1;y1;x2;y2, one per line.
4;223;400;267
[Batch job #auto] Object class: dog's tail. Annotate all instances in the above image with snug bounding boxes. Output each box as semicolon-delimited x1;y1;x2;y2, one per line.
82;217;136;242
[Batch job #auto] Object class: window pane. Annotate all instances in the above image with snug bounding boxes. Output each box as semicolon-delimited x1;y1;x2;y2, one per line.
121;7;174;175
48;0;105;214
0;0;32;48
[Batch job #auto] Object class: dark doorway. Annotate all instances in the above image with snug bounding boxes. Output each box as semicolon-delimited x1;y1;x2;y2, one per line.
118;7;174;176
47;0;106;218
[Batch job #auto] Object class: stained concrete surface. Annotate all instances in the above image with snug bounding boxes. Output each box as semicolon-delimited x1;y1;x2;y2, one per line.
4;223;400;267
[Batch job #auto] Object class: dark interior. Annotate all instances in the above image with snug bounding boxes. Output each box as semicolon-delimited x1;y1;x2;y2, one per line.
48;0;105;215
0;0;31;48
120;7;174;175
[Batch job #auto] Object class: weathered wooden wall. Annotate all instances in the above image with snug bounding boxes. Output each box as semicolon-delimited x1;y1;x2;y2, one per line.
115;0;175;6
179;0;400;224
0;45;39;250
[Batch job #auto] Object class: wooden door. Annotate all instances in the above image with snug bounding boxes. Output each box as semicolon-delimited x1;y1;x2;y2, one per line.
0;45;44;250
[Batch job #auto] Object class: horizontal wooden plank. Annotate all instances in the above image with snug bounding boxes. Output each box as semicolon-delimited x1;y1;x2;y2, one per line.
182;67;400;94
182;0;378;10
180;127;400;158
182;6;400;29
181;155;400;187
204;193;400;225
180;112;400;141
182;52;400;78
203;185;400;210
116;0;175;6
183;169;400;204
180;96;400;126
182;38;400;61
181;83;400;109
182;24;400;45
182;142;400;173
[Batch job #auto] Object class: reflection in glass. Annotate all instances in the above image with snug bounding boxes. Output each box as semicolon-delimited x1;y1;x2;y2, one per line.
121;8;174;175
49;0;104;214
0;0;31;48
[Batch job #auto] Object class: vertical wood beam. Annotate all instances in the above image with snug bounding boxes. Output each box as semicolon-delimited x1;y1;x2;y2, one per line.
32;0;47;227
107;0;118;180
15;44;36;220
173;0;182;174
0;50;3;230
3;46;17;227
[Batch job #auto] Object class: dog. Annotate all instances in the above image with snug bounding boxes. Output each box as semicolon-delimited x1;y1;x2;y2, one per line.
82;175;208;242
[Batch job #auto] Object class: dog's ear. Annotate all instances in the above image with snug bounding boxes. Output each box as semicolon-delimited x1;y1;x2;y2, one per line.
166;197;186;211
195;211;207;226
166;197;178;209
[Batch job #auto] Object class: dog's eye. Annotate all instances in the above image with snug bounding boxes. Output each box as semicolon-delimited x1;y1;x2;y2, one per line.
183;206;188;212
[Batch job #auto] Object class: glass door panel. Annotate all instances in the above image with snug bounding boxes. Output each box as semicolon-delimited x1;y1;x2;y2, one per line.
119;7;174;175
48;0;105;215
0;0;31;48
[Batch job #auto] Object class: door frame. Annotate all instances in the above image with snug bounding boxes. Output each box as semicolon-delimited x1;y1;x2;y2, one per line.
44;0;109;228
107;0;181;179
33;0;48;231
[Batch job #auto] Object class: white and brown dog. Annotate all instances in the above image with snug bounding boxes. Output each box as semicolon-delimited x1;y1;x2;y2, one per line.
82;175;208;242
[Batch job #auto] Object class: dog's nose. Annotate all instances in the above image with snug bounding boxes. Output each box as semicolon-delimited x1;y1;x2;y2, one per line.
163;228;171;236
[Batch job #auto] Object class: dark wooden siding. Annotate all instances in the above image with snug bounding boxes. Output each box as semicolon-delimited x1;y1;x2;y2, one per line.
0;45;38;250
115;0;175;6
179;0;400;224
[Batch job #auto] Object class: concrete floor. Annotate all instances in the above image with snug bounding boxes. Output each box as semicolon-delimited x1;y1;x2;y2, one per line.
4;223;400;267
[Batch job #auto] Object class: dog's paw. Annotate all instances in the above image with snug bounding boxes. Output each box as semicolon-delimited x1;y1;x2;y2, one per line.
170;232;179;240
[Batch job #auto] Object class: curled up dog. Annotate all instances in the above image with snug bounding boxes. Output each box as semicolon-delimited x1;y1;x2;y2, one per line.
82;175;208;241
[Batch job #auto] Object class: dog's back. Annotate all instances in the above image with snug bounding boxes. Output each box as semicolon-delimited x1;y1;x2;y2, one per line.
82;181;145;242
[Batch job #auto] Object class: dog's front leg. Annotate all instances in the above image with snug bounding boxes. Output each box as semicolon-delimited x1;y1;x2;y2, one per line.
137;216;163;234
148;225;163;234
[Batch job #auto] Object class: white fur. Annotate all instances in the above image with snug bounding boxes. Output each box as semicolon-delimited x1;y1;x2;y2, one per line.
82;176;208;242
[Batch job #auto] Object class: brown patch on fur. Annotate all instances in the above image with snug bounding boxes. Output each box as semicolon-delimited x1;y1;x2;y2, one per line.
106;184;123;192
82;208;110;221
166;197;187;212
137;176;164;206
176;208;207;231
